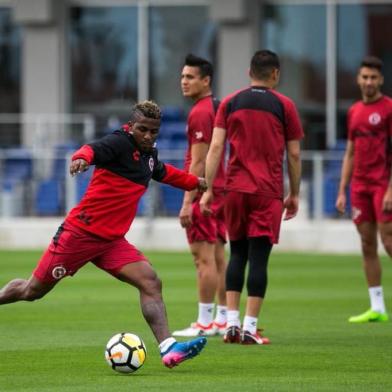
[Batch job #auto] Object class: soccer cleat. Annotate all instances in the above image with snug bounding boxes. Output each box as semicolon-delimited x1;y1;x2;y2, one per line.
172;322;216;337
223;326;241;343
241;329;270;345
348;309;389;323
212;321;227;336
161;337;207;368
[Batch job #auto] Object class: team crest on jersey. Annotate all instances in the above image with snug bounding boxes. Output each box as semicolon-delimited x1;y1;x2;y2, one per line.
52;266;67;280
352;207;362;221
369;112;381;125
149;157;154;171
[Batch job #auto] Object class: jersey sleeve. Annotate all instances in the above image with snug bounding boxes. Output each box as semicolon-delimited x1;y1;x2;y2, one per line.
283;98;304;141
347;107;355;141
72;145;94;164
188;111;213;145
87;131;125;165
151;150;199;190
153;162;199;191
388;105;392;138
214;97;228;129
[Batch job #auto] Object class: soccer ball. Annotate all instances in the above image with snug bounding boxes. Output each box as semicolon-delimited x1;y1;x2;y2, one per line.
105;332;147;374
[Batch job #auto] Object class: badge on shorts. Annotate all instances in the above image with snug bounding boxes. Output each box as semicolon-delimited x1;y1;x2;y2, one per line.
352;207;362;221
149;157;154;172
52;266;67;280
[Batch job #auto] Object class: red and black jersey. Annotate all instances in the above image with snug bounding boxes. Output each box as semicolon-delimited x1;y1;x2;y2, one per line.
348;95;392;185
66;129;199;240
215;86;304;199
184;95;225;190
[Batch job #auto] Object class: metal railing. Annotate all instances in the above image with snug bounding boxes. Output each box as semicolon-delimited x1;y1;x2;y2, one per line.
0;113;95;150
0;147;347;220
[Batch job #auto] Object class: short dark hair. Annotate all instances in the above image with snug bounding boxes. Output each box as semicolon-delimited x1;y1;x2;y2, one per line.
250;50;280;81
184;53;214;82
130;100;161;122
360;56;383;72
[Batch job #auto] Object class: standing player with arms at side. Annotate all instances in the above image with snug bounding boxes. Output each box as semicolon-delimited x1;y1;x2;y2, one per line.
201;50;303;344
336;56;392;323
0;101;207;368
173;54;227;337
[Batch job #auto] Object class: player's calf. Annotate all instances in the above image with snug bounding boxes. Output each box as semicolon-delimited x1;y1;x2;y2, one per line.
0;278;30;304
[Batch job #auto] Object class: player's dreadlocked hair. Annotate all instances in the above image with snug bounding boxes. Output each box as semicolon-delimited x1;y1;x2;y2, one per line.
130;100;161;122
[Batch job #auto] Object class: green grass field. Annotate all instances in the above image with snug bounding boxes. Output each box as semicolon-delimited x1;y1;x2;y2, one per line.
0;250;391;391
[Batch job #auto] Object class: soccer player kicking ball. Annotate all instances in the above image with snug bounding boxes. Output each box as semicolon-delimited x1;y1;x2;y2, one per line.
0;100;207;368
336;56;392;323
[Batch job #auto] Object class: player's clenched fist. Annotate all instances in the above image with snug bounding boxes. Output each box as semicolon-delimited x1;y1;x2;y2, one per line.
199;189;213;216
70;158;89;176
197;177;207;192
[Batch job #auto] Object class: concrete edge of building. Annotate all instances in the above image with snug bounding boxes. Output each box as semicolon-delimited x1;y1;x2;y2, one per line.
0;217;367;254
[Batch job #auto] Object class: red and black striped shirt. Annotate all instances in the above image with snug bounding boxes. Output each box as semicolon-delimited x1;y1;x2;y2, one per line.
66;129;199;240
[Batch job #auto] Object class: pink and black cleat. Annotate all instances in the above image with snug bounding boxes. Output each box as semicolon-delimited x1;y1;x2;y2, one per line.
161;337;207;368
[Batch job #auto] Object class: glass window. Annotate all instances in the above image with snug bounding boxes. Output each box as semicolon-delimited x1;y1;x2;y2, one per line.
69;7;138;134
148;6;217;109
337;4;392;140
261;4;326;150
0;8;21;146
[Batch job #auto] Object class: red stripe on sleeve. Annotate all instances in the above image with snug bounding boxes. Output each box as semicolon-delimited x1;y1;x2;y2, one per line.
162;164;199;191
72;145;94;164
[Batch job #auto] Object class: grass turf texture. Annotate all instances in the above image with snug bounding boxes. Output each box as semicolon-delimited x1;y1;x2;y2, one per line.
0;250;391;391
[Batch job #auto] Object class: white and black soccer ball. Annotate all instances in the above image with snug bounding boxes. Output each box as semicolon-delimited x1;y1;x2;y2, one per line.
105;332;147;374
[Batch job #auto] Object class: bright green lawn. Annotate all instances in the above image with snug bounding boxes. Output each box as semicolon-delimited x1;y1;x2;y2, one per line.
0;250;391;391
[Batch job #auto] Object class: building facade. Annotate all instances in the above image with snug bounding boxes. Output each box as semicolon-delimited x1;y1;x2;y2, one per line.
0;0;391;149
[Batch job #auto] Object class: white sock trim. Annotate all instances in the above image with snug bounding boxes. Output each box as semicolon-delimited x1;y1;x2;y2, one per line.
197;302;215;326
159;337;176;354
243;315;258;334
369;286;386;313
227;310;241;328
214;305;227;324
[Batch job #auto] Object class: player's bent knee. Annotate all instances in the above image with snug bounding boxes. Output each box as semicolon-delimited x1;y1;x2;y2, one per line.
140;274;162;297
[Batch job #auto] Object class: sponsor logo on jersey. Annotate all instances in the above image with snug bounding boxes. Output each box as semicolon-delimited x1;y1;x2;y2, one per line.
369;112;381;125
52;266;67;280
133;150;140;161
149;157;154;171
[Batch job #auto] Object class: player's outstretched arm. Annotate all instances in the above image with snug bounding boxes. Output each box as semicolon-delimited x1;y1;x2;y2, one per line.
70;144;95;176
